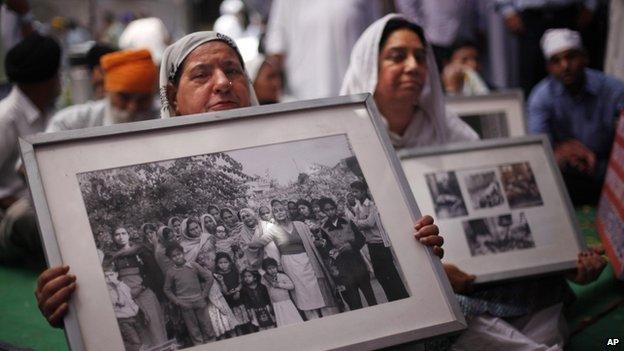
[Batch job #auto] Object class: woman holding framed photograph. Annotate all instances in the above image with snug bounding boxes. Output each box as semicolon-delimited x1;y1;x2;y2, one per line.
34;30;445;329
341;14;607;350
340;15;478;149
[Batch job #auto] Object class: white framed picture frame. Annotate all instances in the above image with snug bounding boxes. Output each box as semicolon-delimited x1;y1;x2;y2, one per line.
445;89;526;139
20;94;464;351
399;136;586;284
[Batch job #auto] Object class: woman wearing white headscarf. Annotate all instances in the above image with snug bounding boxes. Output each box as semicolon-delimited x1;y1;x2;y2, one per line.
36;30;446;330
341;15;606;351
340;14;478;149
236;208;280;271
179;217;215;266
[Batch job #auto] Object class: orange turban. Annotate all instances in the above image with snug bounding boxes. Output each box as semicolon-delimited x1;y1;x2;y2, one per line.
101;49;157;94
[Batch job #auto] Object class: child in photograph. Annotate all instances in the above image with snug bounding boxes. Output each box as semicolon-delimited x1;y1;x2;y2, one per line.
206;280;239;340
214;225;243;265
163;243;215;345
213;252;251;335
261;257;303;327
104;262;142;351
240;269;276;331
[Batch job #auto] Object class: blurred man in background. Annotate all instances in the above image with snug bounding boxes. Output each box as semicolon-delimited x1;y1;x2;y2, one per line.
528;29;624;205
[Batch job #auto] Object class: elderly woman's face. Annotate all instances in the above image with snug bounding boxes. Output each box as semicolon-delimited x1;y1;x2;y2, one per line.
172;41;251;115
375;28;427;104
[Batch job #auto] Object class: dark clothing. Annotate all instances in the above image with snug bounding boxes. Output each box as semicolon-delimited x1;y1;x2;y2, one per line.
319;217;376;310
367;243;408;302
118;317;141;351
241;283;275;328
528;68;624;205
219;268;243;307
163;263;213;301
112;244;165;300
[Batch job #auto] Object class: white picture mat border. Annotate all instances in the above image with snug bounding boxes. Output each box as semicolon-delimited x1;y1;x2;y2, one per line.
399;136;586;284
445;89;526;138
20;95;465;351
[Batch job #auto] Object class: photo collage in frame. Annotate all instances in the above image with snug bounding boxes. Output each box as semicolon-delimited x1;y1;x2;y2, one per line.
425;161;543;258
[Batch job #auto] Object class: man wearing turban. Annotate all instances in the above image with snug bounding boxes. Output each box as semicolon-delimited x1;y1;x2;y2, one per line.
0;33;61;265
46;48;159;132
528;29;624;205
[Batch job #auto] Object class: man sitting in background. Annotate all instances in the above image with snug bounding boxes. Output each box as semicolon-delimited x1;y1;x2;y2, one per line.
528;29;624;205
84;43;117;100
46;48;158;132
0;34;61;266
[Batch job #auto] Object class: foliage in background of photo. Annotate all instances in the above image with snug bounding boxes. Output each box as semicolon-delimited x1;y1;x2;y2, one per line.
78;152;361;249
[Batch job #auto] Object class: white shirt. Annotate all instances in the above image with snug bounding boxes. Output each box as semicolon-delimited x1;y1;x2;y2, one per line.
265;0;381;100
45;99;109;132
395;0;479;47
0;87;46;199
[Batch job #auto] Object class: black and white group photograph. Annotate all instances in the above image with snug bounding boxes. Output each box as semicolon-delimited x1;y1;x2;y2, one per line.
463;170;506;210
425;171;469;219
499;162;544;210
76;134;409;351
462;212;536;257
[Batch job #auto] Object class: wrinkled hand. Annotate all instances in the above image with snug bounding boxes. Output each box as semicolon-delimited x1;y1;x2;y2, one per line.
443;263;476;294
414;215;444;259
504;12;524;34
566;250;606;285
35;265;76;328
554;140;596;174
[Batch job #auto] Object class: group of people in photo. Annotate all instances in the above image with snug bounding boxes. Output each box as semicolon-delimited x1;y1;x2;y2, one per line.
98;180;407;350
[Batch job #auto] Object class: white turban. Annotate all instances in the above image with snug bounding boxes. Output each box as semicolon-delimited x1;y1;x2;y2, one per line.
541;28;583;60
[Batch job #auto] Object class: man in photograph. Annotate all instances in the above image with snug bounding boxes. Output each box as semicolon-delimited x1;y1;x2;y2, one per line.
528;28;624;205
316;197;376;310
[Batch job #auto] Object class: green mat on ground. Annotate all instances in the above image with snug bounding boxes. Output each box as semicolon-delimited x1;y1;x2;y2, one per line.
0;207;622;351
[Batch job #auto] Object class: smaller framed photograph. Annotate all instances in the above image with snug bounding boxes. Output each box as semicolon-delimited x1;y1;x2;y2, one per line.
596;110;624;280
445;89;526;139
399;136;586;284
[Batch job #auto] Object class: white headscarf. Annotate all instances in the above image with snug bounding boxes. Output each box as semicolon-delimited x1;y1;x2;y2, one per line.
340;14;477;148
159;31;259;118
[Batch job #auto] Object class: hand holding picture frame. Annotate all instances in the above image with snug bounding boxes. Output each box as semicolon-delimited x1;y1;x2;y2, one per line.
20;95;464;351
399;136;586;284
